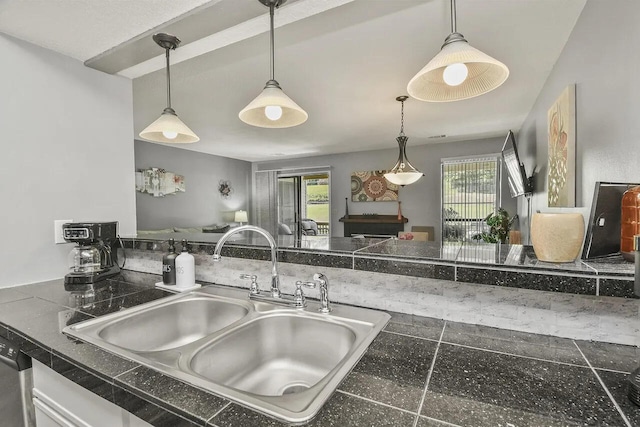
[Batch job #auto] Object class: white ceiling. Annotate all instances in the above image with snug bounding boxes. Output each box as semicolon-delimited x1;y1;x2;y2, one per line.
0;0;587;162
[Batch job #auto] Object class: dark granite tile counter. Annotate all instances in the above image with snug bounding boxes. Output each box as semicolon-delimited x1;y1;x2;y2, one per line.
124;236;636;297
1;272;638;426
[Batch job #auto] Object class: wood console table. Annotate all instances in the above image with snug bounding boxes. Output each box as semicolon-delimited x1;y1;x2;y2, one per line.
339;215;408;237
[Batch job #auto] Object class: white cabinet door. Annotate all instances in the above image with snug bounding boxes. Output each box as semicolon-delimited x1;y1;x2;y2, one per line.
33;389;90;427
32;360;152;427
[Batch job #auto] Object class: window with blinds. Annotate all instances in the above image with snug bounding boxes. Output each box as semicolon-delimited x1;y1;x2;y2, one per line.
441;156;501;242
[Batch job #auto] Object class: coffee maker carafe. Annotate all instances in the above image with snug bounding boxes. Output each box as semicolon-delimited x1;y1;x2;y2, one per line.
63;222;120;289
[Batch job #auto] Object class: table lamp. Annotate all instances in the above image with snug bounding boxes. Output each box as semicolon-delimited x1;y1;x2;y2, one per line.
234;210;248;226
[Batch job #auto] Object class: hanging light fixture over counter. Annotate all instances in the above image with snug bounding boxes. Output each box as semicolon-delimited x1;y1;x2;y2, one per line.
239;0;308;128
139;33;199;143
384;96;423;186
407;0;509;102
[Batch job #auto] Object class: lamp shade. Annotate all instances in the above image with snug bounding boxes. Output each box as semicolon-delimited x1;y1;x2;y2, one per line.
384;133;423;187
239;84;308;128
139;108;200;143
234;210;248;223
384;171;423;186
407;35;509;102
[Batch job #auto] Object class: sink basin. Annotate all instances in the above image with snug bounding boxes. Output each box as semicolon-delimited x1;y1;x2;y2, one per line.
97;297;249;352
190;314;356;396
63;285;390;424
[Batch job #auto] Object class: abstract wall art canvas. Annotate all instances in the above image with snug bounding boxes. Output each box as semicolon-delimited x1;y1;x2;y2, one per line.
547;84;576;207
351;170;399;202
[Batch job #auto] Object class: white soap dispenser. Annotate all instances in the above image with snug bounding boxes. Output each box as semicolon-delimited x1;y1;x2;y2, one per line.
175;239;195;288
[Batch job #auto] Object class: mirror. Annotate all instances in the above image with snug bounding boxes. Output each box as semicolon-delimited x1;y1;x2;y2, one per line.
134;1;634;256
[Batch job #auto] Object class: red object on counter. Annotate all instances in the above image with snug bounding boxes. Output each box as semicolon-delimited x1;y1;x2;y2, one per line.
620;185;640;261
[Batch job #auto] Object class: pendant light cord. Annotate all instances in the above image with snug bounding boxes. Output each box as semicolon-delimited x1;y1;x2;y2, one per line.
165;47;172;109
269;3;275;81
399;99;405;136
450;0;457;33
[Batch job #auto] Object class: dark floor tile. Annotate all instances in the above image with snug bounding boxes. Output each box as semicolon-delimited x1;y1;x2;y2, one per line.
597;369;640;426
338;331;437;412
425;344;626;426
442;321;586;365
385;312;444;340
575;340;640;373
114;384;197;426
115;366;228;425
211;393;416;427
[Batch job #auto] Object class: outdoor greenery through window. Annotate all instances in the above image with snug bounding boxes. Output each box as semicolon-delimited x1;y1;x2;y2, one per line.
302;175;329;235
442;156;501;242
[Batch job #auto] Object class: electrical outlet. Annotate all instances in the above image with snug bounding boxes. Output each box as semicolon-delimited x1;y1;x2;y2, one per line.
54;219;72;244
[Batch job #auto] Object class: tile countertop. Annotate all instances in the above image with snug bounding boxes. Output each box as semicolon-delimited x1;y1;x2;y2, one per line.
1;271;639;427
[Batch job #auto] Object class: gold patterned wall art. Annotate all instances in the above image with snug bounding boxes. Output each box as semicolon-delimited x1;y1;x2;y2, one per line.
351;170;399;202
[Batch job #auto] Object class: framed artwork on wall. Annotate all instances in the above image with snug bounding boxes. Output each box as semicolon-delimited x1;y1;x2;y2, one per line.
351;170;399;202
547;84;576;207
135;167;185;197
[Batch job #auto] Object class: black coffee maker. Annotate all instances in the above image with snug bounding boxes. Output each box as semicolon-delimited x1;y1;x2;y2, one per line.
63;222;120;290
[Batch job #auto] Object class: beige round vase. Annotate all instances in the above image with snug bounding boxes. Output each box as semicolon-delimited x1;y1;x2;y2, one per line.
531;213;584;263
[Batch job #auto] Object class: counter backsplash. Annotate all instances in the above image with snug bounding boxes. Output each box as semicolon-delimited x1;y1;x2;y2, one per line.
121;238;639;347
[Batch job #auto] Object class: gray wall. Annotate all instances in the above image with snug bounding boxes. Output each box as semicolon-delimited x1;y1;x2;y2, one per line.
135;140;252;230
519;0;640;240
256;137;516;240
0;35;136;288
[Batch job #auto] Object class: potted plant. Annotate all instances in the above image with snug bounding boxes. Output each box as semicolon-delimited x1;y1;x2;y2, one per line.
477;208;516;244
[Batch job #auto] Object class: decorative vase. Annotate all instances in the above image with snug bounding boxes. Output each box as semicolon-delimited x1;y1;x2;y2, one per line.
344;197;349;219
531;213;584;262
397;200;402;220
620;185;640;261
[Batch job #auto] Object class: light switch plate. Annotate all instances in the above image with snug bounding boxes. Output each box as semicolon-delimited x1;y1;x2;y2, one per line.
54;219;72;244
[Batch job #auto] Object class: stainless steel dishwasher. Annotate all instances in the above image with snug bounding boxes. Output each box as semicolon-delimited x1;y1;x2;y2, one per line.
0;335;35;427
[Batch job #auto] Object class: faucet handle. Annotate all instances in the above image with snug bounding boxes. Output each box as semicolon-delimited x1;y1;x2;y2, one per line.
240;274;260;295
312;273;331;313
293;281;316;308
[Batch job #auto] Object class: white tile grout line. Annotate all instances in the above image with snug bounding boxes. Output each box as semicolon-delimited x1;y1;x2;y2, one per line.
573;341;632;427
207;401;231;425
412;320;447;427
384;329;598;371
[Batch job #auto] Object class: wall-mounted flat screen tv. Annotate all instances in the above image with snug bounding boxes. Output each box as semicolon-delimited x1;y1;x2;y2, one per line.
501;130;533;197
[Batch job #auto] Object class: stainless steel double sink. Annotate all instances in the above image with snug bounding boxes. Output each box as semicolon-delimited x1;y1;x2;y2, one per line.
63;285;390;424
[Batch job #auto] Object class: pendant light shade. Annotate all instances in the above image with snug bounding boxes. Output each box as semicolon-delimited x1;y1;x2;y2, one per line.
239;80;308;128
139;33;199;143
407;0;509;102
239;0;307;128
384;96;423;186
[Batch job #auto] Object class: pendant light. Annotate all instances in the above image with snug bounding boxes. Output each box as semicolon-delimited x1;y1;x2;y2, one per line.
384;96;423;186
239;0;308;128
139;33;199;143
407;0;509;102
